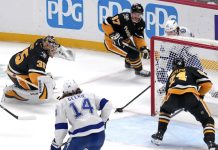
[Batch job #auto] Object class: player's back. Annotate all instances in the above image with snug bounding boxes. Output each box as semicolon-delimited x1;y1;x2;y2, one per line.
61;92;105;137
9;48;29;74
9;39;49;74
166;67;210;95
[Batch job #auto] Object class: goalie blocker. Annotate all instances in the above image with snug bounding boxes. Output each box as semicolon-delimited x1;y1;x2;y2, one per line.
2;76;54;103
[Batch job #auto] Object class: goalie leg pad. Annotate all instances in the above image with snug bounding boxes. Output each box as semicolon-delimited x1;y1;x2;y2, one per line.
3;85;27;101
2;85;39;103
5;90;27;101
38;76;54;101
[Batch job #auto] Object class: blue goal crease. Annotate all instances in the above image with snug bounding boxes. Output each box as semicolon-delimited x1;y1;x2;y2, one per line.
105;115;217;149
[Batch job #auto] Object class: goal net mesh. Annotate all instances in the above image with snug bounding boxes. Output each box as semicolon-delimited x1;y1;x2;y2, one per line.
150;36;218;116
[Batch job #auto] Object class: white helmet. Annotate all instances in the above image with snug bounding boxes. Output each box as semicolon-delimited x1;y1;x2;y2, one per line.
165;20;178;33
63;80;79;94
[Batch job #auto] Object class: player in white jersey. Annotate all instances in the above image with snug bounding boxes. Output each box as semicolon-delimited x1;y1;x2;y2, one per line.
164;20;194;37
156;19;203;95
50;80;112;150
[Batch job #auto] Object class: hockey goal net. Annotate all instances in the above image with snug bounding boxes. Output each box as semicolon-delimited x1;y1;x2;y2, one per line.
150;36;218;116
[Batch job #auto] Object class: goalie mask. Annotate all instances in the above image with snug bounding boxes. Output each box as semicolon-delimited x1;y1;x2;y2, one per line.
43;35;60;58
172;58;185;70
131;3;143;23
165;20;179;36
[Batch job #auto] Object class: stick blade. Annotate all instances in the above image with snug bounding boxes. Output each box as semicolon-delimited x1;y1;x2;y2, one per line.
18;115;37;120
115;108;123;113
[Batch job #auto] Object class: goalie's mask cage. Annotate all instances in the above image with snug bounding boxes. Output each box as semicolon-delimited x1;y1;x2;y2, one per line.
150;36;218;116
43;35;60;58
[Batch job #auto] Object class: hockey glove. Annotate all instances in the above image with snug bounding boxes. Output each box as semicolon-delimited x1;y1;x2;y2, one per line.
209;89;218;98
109;32;123;47
140;46;150;59
50;139;61;150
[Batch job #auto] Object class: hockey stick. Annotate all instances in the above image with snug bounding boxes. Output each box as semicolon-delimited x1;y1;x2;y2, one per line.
6;70;38;89
115;85;151;113
122;42;150;59
113;42;143;53
6;70;61;94
122;42;140;52
6;70;60;93
170;108;185;118
122;42;149;54
0;104;36;120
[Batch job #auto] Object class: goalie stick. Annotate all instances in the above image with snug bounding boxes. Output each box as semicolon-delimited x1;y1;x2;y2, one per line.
6;70;60;94
6;70;38;89
0;104;36;120
115;85;151;113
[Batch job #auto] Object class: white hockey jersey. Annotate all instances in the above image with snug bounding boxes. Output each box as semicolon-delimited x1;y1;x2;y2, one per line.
157;26;202;84
54;92;112;146
177;26;194;37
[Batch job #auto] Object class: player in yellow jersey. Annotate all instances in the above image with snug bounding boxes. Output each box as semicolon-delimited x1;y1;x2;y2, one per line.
2;35;74;102
151;58;218;150
102;3;150;77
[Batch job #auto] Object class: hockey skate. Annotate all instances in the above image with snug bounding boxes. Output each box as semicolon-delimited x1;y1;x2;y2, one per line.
125;62;132;69
135;69;150;77
207;141;218;150
151;131;164;146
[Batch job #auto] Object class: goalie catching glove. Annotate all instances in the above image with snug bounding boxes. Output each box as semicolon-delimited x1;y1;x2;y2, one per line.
54;46;75;61
140;46;150;59
109;32;124;47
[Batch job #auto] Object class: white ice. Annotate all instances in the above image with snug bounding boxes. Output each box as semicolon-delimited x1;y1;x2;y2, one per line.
0;41;217;150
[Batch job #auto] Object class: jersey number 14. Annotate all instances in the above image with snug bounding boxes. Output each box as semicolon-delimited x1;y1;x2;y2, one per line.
70;98;94;118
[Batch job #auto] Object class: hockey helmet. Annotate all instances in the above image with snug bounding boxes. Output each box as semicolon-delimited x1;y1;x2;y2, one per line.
131;3;143;23
43;35;60;58
63;80;79;94
165;19;178;35
131;3;144;14
172;58;185;70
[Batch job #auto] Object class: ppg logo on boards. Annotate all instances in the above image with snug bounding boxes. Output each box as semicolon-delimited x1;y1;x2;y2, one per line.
98;0;131;32
46;0;83;29
215;15;218;40
145;4;178;38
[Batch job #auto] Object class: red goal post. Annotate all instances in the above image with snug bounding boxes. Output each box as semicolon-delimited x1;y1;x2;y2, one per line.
150;36;218;116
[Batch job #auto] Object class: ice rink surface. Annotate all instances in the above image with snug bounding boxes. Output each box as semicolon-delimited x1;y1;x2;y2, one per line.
0;41;217;150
